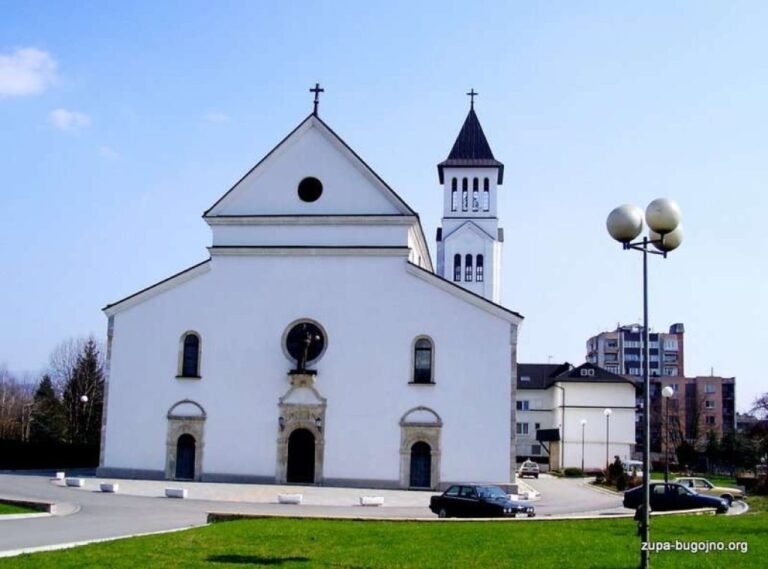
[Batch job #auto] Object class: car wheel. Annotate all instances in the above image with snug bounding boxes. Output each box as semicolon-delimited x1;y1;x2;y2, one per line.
721;495;733;506
534;474;538;479
438;508;449;519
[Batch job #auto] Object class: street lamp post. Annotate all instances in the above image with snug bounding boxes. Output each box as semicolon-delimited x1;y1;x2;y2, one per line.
580;419;587;473
607;198;683;569
604;408;612;470
661;386;675;483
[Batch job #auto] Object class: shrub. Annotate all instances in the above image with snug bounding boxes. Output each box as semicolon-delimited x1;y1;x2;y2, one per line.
564;467;584;477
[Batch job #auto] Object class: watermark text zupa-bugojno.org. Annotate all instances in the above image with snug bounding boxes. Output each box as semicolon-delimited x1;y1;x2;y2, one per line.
642;541;748;554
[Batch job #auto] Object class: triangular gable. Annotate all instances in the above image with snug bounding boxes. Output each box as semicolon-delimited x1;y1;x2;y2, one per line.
442;220;495;242
205;114;415;218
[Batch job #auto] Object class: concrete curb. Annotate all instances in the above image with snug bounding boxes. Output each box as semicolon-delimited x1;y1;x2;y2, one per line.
0;497;56;514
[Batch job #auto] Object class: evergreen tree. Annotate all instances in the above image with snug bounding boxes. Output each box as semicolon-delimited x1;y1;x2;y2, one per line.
29;375;65;443
63;338;104;446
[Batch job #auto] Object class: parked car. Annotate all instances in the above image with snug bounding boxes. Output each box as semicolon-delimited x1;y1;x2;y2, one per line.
519;460;540;479
624;460;643;478
674;477;745;505
430;484;536;518
623;482;729;514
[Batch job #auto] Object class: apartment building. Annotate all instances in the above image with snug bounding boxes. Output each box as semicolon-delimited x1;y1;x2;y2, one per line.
586;323;685;377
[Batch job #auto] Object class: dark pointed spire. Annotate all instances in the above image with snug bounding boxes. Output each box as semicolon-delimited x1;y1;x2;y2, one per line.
438;106;504;184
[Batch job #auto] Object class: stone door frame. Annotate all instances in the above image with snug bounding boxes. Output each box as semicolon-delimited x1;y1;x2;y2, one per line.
165;399;206;481
399;406;442;490
276;381;327;485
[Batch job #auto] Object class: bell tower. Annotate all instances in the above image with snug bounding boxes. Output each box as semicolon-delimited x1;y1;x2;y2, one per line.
435;92;504;303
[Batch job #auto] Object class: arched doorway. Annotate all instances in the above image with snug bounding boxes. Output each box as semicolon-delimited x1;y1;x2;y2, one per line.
410;441;432;488
175;434;196;480
287;428;315;483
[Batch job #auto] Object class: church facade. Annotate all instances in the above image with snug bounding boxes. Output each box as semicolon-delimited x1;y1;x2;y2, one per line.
98;99;523;490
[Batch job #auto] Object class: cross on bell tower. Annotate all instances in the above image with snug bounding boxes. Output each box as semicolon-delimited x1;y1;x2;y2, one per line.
466;88;478;109
310;83;324;116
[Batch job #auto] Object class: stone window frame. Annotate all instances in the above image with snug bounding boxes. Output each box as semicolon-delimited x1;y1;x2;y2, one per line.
176;331;202;379
410;335;436;385
399;406;442;490
165;399;206;481
280;318;329;367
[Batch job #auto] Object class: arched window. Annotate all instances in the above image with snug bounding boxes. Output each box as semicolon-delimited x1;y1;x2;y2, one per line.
476;255;484;282
451;178;458;211
465;254;473;281
472;178;479;211
180;333;201;378
413;337;434;384
453;254;461;282
483;178;490;211
461;178;468;211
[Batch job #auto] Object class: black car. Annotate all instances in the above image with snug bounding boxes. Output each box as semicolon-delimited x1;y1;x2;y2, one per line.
429;484;536;518
623;482;729;514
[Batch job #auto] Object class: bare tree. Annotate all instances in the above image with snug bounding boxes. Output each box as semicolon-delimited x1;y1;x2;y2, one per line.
0;365;35;441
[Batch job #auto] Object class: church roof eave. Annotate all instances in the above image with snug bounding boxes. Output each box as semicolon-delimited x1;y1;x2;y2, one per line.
405;262;523;324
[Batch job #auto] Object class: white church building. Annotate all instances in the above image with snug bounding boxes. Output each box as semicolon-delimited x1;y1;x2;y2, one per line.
98;93;524;490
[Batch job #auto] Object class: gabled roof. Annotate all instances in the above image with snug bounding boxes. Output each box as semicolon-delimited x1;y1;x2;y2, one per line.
518;362;634;389
438;108;504;184
204;113;417;217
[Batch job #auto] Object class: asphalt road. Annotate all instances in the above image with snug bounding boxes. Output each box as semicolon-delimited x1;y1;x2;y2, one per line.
0;472;624;555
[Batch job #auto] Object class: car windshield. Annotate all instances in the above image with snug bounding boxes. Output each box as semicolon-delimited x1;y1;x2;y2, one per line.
476;486;508;499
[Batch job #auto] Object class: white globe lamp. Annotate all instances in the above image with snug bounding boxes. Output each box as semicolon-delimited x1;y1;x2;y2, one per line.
606;204;644;243
645;198;681;235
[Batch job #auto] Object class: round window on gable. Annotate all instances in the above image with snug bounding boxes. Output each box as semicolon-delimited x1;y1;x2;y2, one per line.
298;177;323;202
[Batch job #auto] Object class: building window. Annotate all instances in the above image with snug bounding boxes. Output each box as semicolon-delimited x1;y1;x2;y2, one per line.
464;254;473;281
179;332;201;378
663;366;678;376
670;383;679;393
516;400;530;411
413;337;434;384
531;444;541;455
664;339;679;351
451;178;458;211
705;415;716;425
704;384;716;394
297;177;323;202
516;422;529;435
453;254;461;282
476;255;484;282
520;375;531;383
483;178;490;211
461;178;468;211
705;400;715;409
472;178;479;211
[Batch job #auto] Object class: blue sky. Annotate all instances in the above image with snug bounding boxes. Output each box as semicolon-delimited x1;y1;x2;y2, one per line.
1;1;765;412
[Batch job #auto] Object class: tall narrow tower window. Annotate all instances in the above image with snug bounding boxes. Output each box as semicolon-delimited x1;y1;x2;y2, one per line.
483;178;490;211
453;254;461;282
476;255;484;282
472;178;479;211
451;178;458;211
465;254;473;281
461;178;468;211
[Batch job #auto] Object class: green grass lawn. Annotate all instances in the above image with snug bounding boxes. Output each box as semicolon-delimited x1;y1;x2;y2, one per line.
1;500;765;569
0;503;38;516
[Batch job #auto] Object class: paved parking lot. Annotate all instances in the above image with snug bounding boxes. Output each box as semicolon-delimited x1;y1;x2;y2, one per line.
0;472;625;556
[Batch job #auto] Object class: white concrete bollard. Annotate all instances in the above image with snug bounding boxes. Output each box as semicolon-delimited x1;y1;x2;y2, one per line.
54;472;66;481
100;483;119;493
277;493;303;505
165;488;188;499
65;478;84;487
359;496;385;507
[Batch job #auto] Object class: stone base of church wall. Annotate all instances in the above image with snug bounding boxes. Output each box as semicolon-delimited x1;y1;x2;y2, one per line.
96;467;166;480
